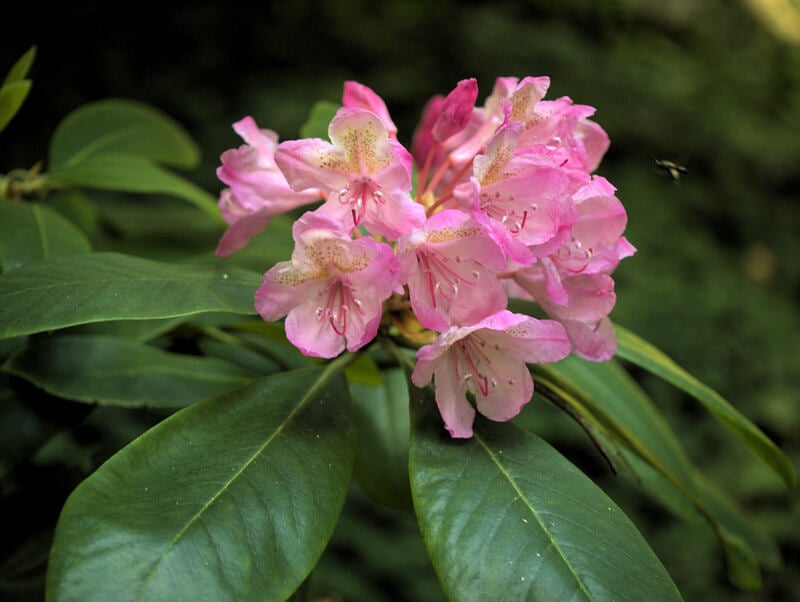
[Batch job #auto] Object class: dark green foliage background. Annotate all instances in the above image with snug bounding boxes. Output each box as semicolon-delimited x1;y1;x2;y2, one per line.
1;1;798;600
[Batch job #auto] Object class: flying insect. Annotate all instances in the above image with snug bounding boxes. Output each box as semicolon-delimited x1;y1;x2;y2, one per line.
654;158;688;182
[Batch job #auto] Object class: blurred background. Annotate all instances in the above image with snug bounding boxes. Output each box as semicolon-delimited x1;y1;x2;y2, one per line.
1;0;798;600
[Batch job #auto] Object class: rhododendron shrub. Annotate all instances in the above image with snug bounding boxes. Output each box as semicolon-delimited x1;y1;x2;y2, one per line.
3;50;793;602
222;77;634;436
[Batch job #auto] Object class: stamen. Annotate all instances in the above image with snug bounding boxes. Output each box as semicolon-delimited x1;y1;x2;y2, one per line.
329;306;347;335
317;279;364;338
339;177;385;227
419;249;477;306
451;332;517;397
457;335;492;397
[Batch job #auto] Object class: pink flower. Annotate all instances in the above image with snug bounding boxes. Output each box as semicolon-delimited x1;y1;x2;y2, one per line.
223;75;633;369
546;176;635;280
509;92;610;173
215;117;322;256
397;209;507;331
411;77;510;195
274;107;424;240
255;212;399;358
509;176;636;360
469;124;577;263
512;269;619;360
411;310;571;438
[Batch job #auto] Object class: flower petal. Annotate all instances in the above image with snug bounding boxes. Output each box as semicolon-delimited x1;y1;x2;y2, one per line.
433;353;476;438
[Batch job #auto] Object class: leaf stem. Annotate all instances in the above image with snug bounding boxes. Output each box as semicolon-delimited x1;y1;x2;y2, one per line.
0;168;62;200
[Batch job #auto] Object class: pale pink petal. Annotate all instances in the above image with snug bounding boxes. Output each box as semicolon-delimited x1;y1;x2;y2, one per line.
432;354;476;438
539;256;569;306
327;108;400;178
411;340;446;389
474;358;533;422
555;273;617;322
254;261;320;322
343;81;398;137
507;76;552;122
362;189;425;240
575;119;610;172
274;137;350;193
472;121;522;185
455;178;534;266
478;171;571;247
426;209;506;271
285;303;346;359
515;270;616;323
479;311;571;364
398;208;508;330
563;317;617;361
232;116;279;156
217;118;320;214
390;139;415;181
216;207;273;257
406;255;507;331
342;310;384;353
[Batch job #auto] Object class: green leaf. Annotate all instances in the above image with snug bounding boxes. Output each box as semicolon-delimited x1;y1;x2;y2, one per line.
228;322;314;371
0;200;91;272
345;351;383;386
0;252;261;339
351;367;412;509
409;383;683;602
541;357;695;484
0;80;32;134
3;334;252;409
49;99;200;170
47;363;356;602
299;100;339;139
48;153;222;223
0;45;36;133
535;357;779;589
73;317;187;342
198;338;282;376
2;45;36;85
615;324;797;489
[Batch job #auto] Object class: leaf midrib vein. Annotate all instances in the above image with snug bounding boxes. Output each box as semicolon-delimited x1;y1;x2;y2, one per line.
132;361;344;600
475;434;596;602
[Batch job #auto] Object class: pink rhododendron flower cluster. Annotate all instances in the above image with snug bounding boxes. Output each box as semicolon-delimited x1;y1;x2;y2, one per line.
216;76;635;438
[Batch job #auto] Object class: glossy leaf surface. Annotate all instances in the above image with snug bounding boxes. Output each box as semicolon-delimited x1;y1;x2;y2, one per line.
48;153;221;221
351;366;412;509
47;365;356;602
49;99;200;169
615;325;796;489
0;200;91;272
3;334;252;408
409;383;683;602
535;357;779;589
0;80;32;134
0;252;260;339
